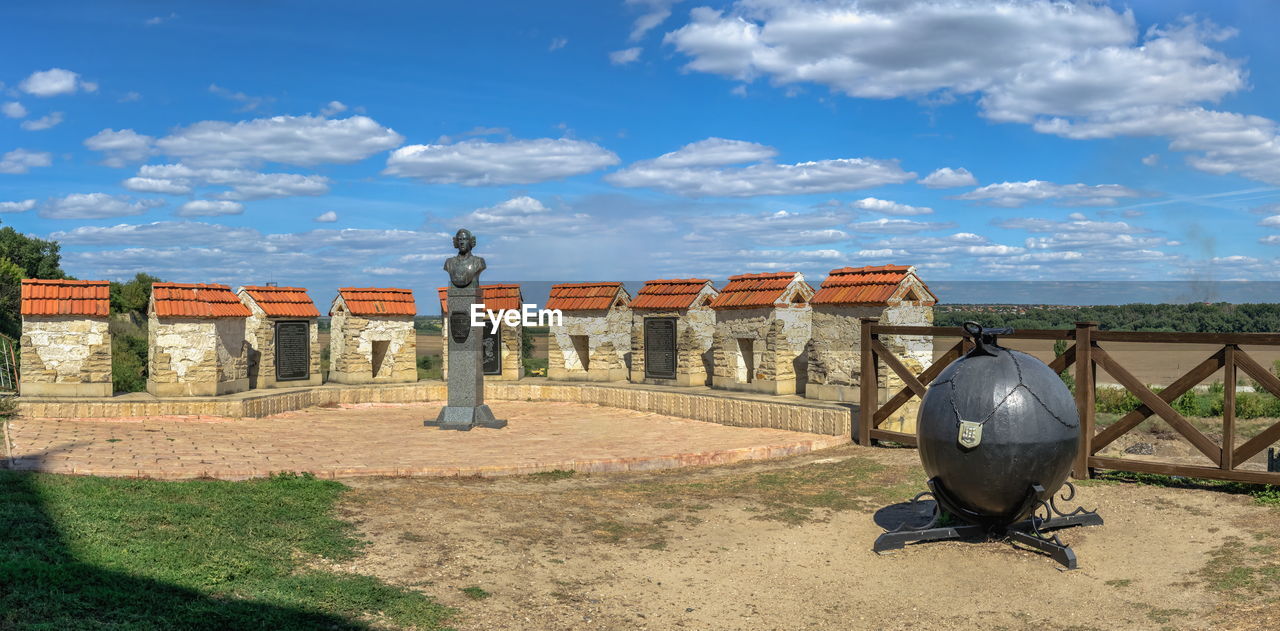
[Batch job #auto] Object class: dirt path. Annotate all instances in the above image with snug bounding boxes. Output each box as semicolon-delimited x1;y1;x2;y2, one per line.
336;445;1280;630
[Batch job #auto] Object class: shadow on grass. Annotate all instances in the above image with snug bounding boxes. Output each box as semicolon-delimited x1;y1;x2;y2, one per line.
1;446;453;630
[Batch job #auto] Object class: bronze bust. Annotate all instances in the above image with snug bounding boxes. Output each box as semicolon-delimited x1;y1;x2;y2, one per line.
444;228;486;288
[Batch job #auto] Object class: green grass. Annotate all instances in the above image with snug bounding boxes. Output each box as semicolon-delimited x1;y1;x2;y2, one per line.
459;587;490;601
0;471;453;630
1082;470;1280;508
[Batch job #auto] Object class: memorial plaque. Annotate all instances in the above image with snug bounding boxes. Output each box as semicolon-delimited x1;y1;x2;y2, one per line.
482;324;502;375
644;317;677;379
274;320;310;381
449;311;471;343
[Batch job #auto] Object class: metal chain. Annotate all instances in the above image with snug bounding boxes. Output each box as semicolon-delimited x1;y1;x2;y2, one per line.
941;347;1078;429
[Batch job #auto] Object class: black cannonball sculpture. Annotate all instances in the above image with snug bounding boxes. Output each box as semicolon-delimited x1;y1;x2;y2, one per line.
874;322;1103;569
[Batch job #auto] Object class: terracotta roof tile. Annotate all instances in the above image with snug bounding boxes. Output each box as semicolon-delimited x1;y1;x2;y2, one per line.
152;282;251;318
544;282;628;311
709;272;812;310
437;284;523;314
336;287;416;316
631;278;716;310
810;264;936;306
20;279;110;317
239;286;321;318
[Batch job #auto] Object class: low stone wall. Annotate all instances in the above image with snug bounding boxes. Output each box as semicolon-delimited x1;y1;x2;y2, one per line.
18;381;854;437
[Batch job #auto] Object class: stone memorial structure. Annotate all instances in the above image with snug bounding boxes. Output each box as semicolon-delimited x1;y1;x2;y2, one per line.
709;272;814;395
19;279;113;397
148;282;251;397
806;264;936;432
429;228;505;430
327;287;417;385
237;285;322;389
545;282;631;382
438;283;524;381
629;278;719;387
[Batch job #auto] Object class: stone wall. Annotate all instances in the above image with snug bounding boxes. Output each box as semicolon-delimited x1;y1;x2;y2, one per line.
328;310;416;384
548;307;631;382
19;316;112;397
243;300;322;389
630;307;716;387
148;316;249;397
711;306;811;395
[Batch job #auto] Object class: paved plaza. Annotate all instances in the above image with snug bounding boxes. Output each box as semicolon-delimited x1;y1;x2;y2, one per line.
2;401;847;480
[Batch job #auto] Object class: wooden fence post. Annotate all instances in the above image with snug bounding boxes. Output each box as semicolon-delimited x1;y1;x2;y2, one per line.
859;317;879;446
1222;344;1237;472
1073;322;1097;478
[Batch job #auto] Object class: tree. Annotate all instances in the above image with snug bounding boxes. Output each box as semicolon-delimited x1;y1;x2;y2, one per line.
0;257;24;339
0;226;65;280
110;272;162;316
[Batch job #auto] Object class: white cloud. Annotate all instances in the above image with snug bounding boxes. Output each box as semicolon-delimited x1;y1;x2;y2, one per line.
175;200;244;217
627;0;680;41
145;12;177;26
919;167;977;188
83;129;155;167
119;91;142;103
849;217;955;234
1142;153;1160;166
314;211;338;223
19;68;97;97
1259;215;1280;228
0;148;52;174
208;83;273;112
549;37;568;51
51;221;260;248
154;114;403;168
39;193;164;219
685;208;855;246
320;100;347;116
384;137;619;185
127;163;330;200
1;102;27;118
456;196;592;237
0;199;36;213
19;111;63;131
606;137;914;197
852;197;932;216
953;180;1142;207
610;47;643;65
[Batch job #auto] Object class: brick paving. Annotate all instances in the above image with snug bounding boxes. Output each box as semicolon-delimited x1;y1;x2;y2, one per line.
2;401;848;480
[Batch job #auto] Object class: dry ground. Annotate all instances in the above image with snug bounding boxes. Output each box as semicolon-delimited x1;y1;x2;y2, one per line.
334;444;1280;631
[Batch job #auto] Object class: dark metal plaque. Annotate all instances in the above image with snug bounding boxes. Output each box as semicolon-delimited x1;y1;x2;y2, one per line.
274;320;310;381
482;324;502;375
449;311;471;343
644;317;677;379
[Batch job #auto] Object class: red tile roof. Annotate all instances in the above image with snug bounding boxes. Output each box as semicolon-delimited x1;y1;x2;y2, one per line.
631;278;715;310
544;282;628;311
239;286;321;318
152;283;252;318
709;272;812;310
335;287;416;316
810;265;936;306
20;279;110;317
436;284;523;314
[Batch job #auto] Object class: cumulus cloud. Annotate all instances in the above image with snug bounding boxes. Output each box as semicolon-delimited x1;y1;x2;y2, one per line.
852;197;932;216
121;177;193;195
1;102;26;118
39;193;164;219
953;180;1142;207
208;83;274;112
627;0;681;41
155;114;403;168
145;12;177;26
849;217;955;234
19;111;63;131
610;47;643;65
1142;153;1160;166
606;137;913;197
685;208;855;246
19;68;97;96
549;37;568;51
0;148;52;174
320;100;347;116
0;199;36;213
455;196;591;237
83;129;155;167
314;211;338;223
125;164;330;200
175;200;245;217
919;167;977;188
384;137;619;185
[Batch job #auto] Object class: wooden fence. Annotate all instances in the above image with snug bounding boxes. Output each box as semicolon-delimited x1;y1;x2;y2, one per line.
0;333;16;393
858;318;1280;485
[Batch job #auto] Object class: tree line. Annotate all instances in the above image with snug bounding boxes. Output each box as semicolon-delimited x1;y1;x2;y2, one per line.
935;302;1280;333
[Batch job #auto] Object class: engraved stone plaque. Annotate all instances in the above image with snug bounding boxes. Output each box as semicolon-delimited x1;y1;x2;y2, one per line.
449;311;471;343
644;317;677;379
482;324;502;375
274;320;310;381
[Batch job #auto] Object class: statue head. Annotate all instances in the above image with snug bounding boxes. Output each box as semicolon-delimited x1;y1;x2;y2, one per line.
453;228;476;255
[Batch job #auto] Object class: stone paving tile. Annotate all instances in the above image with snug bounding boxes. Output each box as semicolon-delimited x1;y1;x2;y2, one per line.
4;401;848;480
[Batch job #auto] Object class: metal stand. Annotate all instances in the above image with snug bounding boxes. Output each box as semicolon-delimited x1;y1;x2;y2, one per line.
873;478;1103;570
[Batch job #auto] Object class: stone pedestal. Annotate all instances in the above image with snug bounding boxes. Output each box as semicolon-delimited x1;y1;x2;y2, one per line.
428;286;506;430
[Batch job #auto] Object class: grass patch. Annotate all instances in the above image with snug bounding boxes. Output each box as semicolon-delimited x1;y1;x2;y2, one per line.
1199;536;1280;598
529;469;576;481
459;586;490;600
1083;470;1280;509
0;471;453;630
1105;578;1132;588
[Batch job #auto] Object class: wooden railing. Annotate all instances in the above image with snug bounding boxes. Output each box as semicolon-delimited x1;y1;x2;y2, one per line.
858;318;1280;485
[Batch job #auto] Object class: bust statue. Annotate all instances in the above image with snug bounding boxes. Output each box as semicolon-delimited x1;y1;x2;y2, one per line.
444;228;486;288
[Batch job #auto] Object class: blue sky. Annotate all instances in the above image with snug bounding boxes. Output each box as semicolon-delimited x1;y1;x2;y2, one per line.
3;0;1280;304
